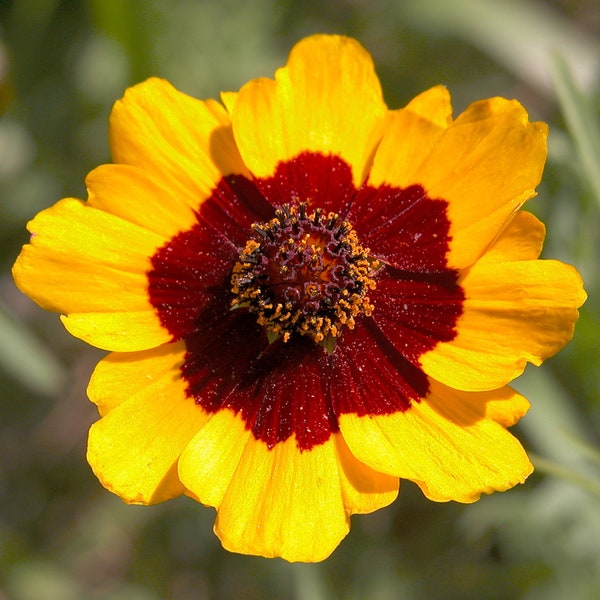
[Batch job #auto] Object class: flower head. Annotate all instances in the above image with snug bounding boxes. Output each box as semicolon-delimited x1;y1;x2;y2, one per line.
13;34;586;562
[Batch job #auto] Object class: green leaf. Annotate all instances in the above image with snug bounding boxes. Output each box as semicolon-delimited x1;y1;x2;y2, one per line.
400;0;600;94
550;53;600;209
0;300;66;397
530;453;600;501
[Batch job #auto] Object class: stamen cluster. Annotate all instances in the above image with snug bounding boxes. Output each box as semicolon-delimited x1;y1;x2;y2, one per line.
231;203;378;344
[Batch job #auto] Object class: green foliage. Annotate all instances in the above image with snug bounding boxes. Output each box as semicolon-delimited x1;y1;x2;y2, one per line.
1;0;598;598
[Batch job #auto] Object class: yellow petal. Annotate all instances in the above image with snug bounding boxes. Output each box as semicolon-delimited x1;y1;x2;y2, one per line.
369;86;452;189
60;311;170;352
86;164;197;239
12;198;169;351
482;385;530;428
215;435;349;562
179;410;398;562
220;91;237;114
335;434;399;515
404;84;453;128
232;34;387;186
474;210;546;264
179;409;251;509
109;77;248;207
87;343;208;505
340;379;533;503
87;341;187;416
421;258;587;391
415;97;548;269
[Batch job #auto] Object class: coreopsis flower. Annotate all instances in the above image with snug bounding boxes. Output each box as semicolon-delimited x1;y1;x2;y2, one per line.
13;34;586;562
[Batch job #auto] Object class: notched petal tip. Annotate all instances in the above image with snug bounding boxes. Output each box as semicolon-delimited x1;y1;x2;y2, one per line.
414;95;549;270
109;75;247;204
339;380;534;504
404;84;453;128
210;432;352;562
181;410;397;562
86;343;208;505
86;421;186;506
232;33;387;187
11;197;172;352
423;255;587;392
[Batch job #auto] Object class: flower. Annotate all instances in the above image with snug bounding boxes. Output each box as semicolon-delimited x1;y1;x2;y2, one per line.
12;34;586;562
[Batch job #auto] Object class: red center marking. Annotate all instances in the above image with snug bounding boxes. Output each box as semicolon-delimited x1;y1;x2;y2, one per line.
148;152;464;450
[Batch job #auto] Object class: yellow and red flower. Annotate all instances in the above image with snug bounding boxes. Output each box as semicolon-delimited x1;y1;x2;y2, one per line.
13;35;586;562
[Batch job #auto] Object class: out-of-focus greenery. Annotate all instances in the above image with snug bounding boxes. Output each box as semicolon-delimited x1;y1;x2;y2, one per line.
1;0;598;598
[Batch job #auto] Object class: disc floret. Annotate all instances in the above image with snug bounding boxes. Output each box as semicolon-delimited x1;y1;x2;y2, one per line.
231;203;378;344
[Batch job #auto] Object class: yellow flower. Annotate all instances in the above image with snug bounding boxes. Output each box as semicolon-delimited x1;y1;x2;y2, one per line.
12;35;586;562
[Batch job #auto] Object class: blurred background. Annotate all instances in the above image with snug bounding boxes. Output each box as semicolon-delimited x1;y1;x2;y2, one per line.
0;0;599;598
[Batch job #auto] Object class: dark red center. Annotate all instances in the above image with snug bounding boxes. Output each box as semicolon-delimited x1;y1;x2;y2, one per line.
147;152;464;450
